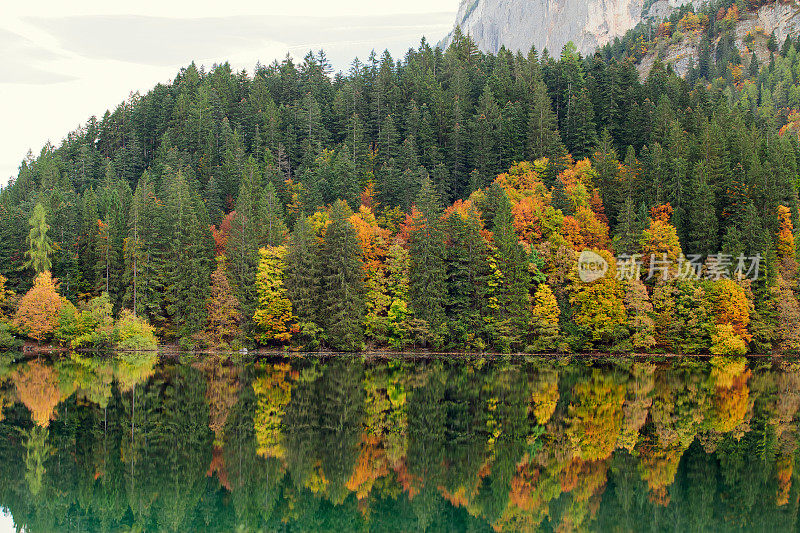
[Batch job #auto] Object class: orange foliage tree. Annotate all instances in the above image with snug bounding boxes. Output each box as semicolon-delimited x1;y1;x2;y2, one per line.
204;257;242;347
13;271;63;342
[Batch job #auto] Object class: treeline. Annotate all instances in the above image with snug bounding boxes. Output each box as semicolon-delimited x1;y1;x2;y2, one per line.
0;356;797;531
1;0;800;352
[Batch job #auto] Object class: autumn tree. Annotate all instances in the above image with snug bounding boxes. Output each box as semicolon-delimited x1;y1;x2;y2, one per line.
529;283;561;352
622;279;657;351
777;205;796;260
24;203;55;274
14;271;63;342
639;204;682;279
253;246;298;345
205;257;242;347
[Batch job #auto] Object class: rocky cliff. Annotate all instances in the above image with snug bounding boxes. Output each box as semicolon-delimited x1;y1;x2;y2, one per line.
441;0;695;55
638;1;800;78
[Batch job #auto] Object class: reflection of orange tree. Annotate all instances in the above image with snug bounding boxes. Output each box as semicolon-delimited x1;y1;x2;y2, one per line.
776;454;794;506
346;434;389;500
12;360;63;427
566;370;626;461
637;437;685;506
199;359;240;447
709;357;752;434
253;363;296;459
494;458;560;532
553;458;609;533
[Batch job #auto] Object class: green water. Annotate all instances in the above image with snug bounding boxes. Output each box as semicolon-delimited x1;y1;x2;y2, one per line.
0;352;798;532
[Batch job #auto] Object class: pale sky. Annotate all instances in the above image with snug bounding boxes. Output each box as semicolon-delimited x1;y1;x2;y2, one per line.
0;0;458;187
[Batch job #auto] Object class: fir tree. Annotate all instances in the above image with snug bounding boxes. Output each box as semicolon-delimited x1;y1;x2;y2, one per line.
320;200;366;351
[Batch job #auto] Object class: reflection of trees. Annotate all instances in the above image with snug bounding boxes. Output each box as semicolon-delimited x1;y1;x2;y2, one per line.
283;358;364;505
2;356;800;531
122;365;213;532
12;359;63;427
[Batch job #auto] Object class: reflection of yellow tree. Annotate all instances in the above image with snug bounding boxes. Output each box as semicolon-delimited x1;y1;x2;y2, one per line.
649;367;709;449
114;352;157;393
566;370;626;461
12;360;62;427
709;358;751;434
529;369;559;425
618;362;655;452
23;425;52;497
253;363;295;459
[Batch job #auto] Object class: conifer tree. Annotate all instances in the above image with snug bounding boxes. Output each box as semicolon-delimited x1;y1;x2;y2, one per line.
492;191;531;351
409;177;447;341
443;209;490;348
320;200;366;351
285;216;322;330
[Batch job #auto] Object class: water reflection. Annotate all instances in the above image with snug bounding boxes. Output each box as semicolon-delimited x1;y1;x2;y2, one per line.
0;353;798;531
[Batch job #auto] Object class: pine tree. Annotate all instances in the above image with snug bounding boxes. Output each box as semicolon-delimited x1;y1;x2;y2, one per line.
320;200;366;351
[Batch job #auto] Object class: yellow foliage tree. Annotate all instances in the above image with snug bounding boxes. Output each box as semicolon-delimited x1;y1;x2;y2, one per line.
0;274;12;320
570;249;628;346
529;283;561;352
13;271;62;342
639;205;683;277
253;246;298;345
777;205;796;260
253;363;295;459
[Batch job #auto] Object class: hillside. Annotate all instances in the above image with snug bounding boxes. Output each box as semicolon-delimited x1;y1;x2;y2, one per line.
1;0;800;355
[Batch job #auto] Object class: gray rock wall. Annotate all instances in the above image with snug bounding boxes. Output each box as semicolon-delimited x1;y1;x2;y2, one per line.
441;0;695;56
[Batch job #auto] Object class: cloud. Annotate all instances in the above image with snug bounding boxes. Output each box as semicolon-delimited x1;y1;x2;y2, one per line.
24;13;453;70
0;29;77;84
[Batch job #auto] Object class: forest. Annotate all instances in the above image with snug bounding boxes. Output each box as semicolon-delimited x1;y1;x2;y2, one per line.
2;0;800;354
0;354;797;531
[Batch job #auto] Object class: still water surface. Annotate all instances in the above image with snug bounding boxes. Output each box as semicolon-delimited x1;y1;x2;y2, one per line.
0;352;797;531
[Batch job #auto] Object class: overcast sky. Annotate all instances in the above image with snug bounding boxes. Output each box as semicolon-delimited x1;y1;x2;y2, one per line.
0;0;458;187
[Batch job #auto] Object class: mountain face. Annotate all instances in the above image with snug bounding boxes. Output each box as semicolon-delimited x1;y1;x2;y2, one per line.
442;0;694;55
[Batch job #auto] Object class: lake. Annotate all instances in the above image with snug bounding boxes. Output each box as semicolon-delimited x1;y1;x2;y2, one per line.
0;352;797;531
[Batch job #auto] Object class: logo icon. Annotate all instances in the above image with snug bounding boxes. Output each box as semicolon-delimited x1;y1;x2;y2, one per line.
578;250;609;283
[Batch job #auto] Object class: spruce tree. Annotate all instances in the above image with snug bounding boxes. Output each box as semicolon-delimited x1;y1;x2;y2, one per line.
285;216;322;328
409;177;447;341
492;191;531;351
320;200;366;351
